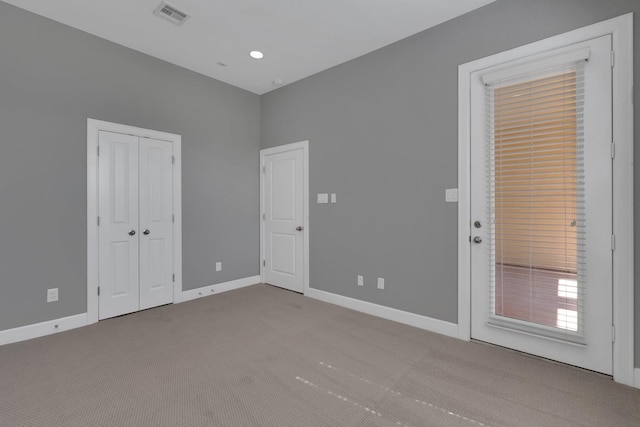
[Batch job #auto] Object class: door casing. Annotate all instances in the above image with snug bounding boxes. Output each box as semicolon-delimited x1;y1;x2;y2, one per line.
458;15;634;385
260;140;309;294
87;118;182;324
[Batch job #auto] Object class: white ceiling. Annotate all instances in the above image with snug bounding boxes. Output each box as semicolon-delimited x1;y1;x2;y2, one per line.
4;0;495;94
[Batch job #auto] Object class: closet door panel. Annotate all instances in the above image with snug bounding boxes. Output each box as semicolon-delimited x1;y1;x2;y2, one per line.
98;131;140;319
139;138;174;310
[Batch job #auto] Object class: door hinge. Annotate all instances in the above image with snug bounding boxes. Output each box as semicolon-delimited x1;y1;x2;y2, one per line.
262;166;266;173
612;325;616;342
97;146;100;156
172;214;175;223
611;142;615;159
262;213;266;220
263;260;266;267
611;234;616;251
172;155;175;164
97;286;100;296
172;274;175;282
97;216;100;226
611;50;615;68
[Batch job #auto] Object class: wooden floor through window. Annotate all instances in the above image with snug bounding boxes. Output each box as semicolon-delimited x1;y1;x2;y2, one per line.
494;263;578;331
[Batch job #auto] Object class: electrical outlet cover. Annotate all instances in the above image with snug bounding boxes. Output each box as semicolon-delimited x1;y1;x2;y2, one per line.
445;188;458;202
47;288;59;302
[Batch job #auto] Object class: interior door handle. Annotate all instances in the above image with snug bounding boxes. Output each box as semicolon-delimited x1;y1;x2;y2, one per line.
128;230;136;236
296;226;303;231
143;229;150;235
473;236;482;244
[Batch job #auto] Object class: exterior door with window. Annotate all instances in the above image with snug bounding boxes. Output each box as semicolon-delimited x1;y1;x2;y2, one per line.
470;35;613;374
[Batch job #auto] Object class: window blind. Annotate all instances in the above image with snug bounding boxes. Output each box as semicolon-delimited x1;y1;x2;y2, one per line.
485;60;586;340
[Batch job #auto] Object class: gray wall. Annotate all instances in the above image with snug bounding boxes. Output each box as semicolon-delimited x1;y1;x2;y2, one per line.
0;1;260;330
261;0;640;365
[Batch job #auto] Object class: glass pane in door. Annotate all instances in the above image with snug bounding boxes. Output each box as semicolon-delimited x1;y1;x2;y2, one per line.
489;66;584;337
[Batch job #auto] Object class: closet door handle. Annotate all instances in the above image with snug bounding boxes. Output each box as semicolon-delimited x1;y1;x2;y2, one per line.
143;229;150;235
128;230;136;236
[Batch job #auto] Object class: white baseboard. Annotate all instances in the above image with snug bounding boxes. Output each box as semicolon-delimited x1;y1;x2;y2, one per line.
305;287;459;338
179;275;261;303
0;313;88;346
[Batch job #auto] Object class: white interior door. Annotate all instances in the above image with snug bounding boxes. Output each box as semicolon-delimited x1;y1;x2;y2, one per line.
470;35;613;374
98;132;174;319
139;138;174;310
263;147;305;293
98;131;140;319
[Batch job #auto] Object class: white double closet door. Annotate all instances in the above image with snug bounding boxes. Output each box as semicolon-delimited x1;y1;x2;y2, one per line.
98;131;174;320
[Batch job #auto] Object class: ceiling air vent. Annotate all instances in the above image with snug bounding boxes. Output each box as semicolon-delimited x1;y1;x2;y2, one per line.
153;1;190;25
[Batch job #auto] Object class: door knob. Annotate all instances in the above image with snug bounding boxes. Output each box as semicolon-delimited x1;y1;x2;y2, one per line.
143;229;150;235
296;226;303;231
128;230;136;236
473;236;482;244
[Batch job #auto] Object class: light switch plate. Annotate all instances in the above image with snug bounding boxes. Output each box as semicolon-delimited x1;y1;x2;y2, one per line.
216;262;222;272
377;278;385;290
47;288;59;302
445;188;458;203
330;193;336;204
317;193;329;204
357;275;364;287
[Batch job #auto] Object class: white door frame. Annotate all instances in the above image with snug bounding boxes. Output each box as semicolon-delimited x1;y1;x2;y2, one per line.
87;118;182;324
260;140;310;294
457;15;634;385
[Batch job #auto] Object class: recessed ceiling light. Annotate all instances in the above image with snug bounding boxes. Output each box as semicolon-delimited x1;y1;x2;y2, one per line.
249;50;264;60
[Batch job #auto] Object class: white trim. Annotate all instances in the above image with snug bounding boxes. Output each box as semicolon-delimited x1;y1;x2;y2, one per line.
458;14;634;386
87;118;182;324
0;313;88;346
259;140;310;294
306;288;459;339
610;14;635;388
172;132;183;305
457;61;472;341
634;368;640;388
179;275;261;303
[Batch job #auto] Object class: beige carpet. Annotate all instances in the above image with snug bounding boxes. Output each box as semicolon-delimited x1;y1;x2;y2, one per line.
1;284;639;426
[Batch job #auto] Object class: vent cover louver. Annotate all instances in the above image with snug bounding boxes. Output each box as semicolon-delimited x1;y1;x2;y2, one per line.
153;1;190;25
